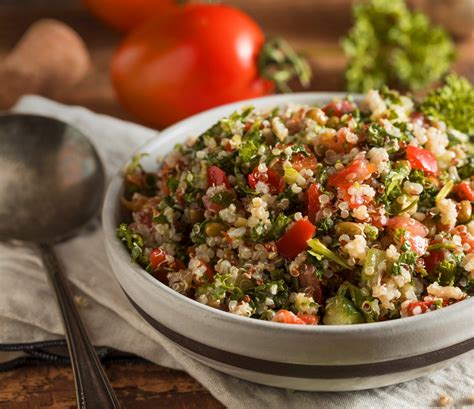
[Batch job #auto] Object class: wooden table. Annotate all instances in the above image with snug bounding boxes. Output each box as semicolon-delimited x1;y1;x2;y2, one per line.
0;1;472;408
0;362;224;408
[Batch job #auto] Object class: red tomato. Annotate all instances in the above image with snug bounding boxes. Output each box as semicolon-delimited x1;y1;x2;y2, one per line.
406;145;439;176
290;151;318;172
405;301;432;316
202;194;225;214
111;4;275;128
406;235;429;255
207;165;230;188
196;260;215;283
423;249;446;273
315;128;353;154
307;183;321;223
387;215;429;237
276;219;316;258
296;313;318;325
327;159;376;189
387;215;429;255
83;0;177;32
322;100;355;117
272;309;305;325
149;248;185;284
453;181;474;202
461;235;474;254
248;167;284;195
338;188;373;210
150;247;167;269
454;226;474;254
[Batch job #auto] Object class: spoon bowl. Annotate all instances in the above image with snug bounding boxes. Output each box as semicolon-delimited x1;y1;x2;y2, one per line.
0;113;104;243
0;113;120;408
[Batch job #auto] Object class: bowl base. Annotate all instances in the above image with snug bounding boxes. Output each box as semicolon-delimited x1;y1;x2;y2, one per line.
178;345;470;391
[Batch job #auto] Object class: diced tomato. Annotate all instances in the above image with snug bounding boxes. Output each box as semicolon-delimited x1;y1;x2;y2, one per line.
453;181;474;202
296;313;318;325
406;145;439;176
307;183;321;223
207;165;230;188
197;260;215;283
272;309;305;325
405;301;432;316
387;215;429;255
149;248;185;284
338;188;373;210
423;249;446;273
315;129;348;153
406;235;429;255
368;208;387;228
461;235;474;254
328;159;376;189
290;150;318;172
387;215;429;237
314;127;357;154
202;194;224;213
248;167;284;195
454;226;474;254
150;247;167;269
322;99;355;117
276;219;316;258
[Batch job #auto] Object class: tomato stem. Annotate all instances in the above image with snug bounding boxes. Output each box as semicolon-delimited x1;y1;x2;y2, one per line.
258;37;312;93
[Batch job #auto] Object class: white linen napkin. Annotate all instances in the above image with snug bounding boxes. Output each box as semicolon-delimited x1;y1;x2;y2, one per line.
0;95;472;409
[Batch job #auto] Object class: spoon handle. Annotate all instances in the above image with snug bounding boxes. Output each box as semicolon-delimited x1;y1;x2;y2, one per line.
39;243;121;409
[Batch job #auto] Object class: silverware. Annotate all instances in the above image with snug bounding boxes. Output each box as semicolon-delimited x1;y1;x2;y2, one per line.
0;113;120;408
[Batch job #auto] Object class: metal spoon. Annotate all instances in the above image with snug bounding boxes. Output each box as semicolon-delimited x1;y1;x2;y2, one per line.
0;113;120;409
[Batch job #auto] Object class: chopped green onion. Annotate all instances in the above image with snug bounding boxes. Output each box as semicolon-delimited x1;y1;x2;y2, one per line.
307;239;351;269
393;198;418;215
436;179;454;202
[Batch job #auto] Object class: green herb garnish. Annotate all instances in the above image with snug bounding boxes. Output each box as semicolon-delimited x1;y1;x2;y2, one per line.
342;0;454;92
117;223;148;265
421;74;474;135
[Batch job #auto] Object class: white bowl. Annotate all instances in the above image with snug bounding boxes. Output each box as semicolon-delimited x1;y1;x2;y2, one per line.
102;92;474;391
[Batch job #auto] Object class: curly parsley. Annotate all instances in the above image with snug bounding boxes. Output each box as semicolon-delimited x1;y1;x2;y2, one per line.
421;74;474;135
342;0;454;92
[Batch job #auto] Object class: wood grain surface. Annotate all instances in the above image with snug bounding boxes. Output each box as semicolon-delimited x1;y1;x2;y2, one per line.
0;1;472;408
0;361;225;408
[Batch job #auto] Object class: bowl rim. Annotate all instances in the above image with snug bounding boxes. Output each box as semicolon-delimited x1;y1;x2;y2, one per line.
102;91;474;335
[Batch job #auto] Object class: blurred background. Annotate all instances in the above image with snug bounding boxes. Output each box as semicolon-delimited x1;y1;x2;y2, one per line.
0;0;472;127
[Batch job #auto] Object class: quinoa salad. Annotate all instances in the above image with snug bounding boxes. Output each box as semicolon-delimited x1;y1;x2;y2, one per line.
118;87;474;325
